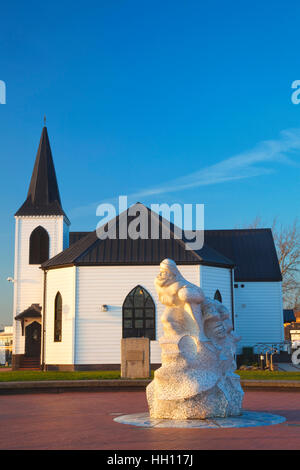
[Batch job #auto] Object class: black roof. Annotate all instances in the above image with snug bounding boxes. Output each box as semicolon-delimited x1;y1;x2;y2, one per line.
204;229;282;282
283;309;296;323
65;226;282;282
64;228;282;282
15;127;67;218
42;204;233;269
69;232;90;246
42;207;282;282
15;304;42;320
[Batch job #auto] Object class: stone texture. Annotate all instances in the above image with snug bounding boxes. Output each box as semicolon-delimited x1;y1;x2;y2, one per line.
121;337;150;378
146;258;244;419
114;410;286;429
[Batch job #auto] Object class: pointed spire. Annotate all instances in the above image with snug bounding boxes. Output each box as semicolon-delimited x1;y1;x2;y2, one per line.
15;127;67;217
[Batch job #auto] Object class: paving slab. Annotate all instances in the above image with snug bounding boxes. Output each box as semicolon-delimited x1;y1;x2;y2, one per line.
0;390;299;450
0;378;300;394
0;379;150;394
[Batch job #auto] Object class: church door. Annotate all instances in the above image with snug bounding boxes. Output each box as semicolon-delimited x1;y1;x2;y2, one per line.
25;322;41;357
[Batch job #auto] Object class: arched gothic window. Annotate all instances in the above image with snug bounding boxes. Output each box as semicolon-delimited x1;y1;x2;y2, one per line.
29;226;49;264
122;286;156;340
214;289;222;303
54;292;62;342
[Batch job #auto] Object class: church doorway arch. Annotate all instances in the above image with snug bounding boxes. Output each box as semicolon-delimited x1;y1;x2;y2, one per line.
25;321;41;357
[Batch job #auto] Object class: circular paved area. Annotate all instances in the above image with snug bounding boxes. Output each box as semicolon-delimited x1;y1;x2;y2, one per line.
0;390;299;450
114;410;286;428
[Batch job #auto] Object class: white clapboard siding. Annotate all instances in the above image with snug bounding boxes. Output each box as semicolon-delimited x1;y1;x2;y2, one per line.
75;265;200;365
200;265;232;315
234;282;284;353
13;216;67;354
44;267;76;364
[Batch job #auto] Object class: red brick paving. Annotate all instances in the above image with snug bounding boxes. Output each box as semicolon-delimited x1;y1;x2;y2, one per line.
0;390;299;450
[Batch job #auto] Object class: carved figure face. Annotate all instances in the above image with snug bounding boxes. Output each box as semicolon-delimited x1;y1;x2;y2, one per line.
156;267;175;287
155;258;181;288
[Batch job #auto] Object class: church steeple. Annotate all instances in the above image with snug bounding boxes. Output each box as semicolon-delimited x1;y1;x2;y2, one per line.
15;126;67;217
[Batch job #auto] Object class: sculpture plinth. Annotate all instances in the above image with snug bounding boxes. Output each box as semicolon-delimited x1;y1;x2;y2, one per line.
147;259;244;420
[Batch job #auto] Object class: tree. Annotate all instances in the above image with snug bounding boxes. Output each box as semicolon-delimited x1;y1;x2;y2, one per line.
272;219;300;308
292;288;300;311
244;218;300;308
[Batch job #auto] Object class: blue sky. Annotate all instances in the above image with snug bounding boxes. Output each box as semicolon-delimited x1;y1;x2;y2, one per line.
0;0;300;325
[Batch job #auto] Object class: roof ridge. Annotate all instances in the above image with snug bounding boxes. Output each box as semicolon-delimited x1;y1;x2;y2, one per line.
43;203;235;269
148;206;203;263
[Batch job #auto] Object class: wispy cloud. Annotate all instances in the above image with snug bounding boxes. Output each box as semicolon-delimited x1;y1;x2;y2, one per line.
70;128;300;217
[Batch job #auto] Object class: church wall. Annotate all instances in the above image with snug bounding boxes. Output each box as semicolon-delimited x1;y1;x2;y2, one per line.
233;281;284;353
44;266;76;365
74;265;200;366
199;266;284;353
200;265;233;314
13;216;65;355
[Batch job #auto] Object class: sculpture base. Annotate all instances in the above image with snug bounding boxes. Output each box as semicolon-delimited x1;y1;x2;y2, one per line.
147;376;244;419
114;411;286;429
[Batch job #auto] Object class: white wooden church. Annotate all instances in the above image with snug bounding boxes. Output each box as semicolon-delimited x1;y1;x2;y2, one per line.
12;127;284;370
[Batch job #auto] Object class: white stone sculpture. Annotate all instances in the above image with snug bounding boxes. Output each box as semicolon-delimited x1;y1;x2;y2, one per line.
146;258;244;420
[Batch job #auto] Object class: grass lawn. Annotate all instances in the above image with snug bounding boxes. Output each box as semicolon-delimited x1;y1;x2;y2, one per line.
0;369;300;382
237;370;300;381
0;370;122;382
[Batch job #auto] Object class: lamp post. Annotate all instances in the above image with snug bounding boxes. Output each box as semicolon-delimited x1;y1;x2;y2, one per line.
260;354;265;370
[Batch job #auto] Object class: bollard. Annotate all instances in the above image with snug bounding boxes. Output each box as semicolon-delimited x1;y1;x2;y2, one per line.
260;355;264;370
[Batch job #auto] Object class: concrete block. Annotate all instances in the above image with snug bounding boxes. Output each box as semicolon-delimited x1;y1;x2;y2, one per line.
121;338;150;378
